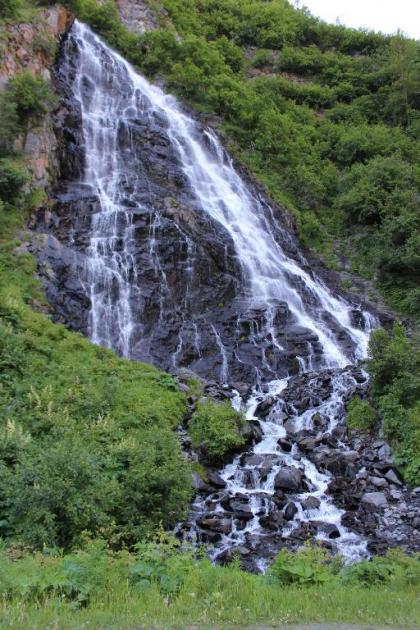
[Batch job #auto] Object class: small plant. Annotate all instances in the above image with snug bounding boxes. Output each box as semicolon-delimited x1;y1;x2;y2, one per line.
7;72;57;120
0;0;24;19
346;396;376;431
189;399;245;464
0;158;29;201
32;33;58;61
268;545;341;586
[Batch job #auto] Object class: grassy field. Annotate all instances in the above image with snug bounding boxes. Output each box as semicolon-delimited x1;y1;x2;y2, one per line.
0;545;418;629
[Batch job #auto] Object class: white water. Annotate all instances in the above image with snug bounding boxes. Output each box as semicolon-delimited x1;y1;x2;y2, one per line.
68;22;377;566
70;20;373;367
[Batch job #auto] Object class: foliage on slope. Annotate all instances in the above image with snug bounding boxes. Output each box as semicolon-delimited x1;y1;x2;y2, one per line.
367;324;420;485
0;233;192;548
0;64;192;551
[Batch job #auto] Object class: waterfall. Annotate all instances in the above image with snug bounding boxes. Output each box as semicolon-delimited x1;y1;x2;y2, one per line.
68;20;373;368
58;21;379;567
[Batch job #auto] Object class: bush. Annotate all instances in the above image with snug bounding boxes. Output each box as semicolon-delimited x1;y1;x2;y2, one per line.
0;0;23;19
340;550;420;587
0;95;20;156
367;324;420;485
7;72;57;120
269;545;340;586
0;158;28;201
188;400;245;464
346;396;376;431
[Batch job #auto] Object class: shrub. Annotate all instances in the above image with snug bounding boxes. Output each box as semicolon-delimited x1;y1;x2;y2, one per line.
269;545;340;586
0;0;23;19
346;396;376;431
0;95;20;156
0;158;28;201
340;550;420;587
7;72;57;120
188;400;245;464
367;324;420;485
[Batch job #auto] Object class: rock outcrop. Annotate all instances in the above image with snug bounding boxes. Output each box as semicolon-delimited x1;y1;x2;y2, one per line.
0;5;72;188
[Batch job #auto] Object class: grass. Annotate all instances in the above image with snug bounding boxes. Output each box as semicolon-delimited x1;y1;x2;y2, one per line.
2;586;418;628
0;547;418;629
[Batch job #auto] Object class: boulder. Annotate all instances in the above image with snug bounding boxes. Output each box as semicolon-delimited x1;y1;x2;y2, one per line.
301;496;321;511
283;502;298;521
231;501;254;521
259;510;285;530
277;437;292;452
207;471;227;488
361;492;388;509
274;466;303;492
255;396;275;417
197;515;232;533
191;472;209;492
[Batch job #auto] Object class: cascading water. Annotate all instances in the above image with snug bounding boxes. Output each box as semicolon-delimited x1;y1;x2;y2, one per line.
56;21;379;568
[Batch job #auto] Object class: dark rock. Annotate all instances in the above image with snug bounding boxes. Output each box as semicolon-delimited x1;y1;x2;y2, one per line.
255;396;275;417
259;510;285;530
272;489;287;508
361;492;388;509
277;437;292;452
274;466;303;492
301;496;321;511
313;522;341;539
283;502;298;521
197;515;232;533
207;471;227;488
191;472;209;492
231;501;254;521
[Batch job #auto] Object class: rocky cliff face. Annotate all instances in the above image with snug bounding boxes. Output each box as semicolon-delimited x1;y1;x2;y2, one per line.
0;5;72;189
32;22;374;384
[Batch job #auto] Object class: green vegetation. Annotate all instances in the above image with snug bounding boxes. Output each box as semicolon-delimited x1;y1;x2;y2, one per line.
6;71;57;119
0;541;418;629
367;323;420;484
189;399;245;464
0;59;192;551
346;396;377;431
0;235;192;547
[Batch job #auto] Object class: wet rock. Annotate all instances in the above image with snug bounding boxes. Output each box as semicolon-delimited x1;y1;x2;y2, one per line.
207;471;227;488
272;489;287;509
231;502;254;521
191;472;209;493
283;502;298;521
241;420;263;444
259;510;285;530
255;396;275;417
361;492;388;509
274;466;303;492
197;514;232;533
297;437;319;452
277;437;292;452
301;496;321;511
200;530;222;543
242;469;257;489
231;382;253;398
290;522;317;540
313;522;341;539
